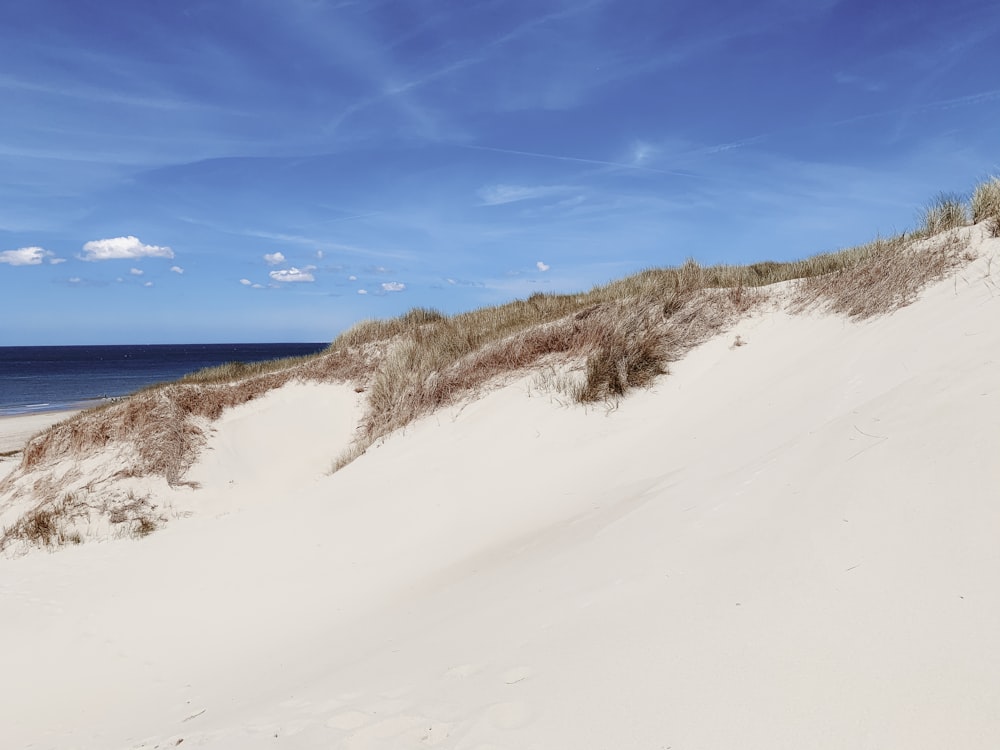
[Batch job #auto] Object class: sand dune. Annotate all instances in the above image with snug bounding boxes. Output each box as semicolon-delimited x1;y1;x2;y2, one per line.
1;233;998;748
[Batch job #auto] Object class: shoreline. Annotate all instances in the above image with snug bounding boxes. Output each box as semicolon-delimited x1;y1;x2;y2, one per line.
0;408;81;457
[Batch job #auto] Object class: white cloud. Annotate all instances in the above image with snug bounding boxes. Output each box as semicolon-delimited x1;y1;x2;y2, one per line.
0;246;56;266
144;281;153;287
49;257;67;265
239;278;253;286
357;288;368;295
630;141;656;166
381;281;406;292
536;261;550;272
68;277;81;283
130;267;144;276
269;266;315;283
477;183;573;206
316;249;324;259
264;252;286;265
170;266;184;274
81;236;173;261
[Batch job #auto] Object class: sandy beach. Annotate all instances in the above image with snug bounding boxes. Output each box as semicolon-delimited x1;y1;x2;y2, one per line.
0;409;80;480
0;231;998;749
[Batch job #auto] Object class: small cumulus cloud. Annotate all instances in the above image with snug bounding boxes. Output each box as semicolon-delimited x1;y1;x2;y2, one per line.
144;281;153;287
170;266;184;274
357;288;368;295
130;267;144;276
536;261;550;272
0;246;58;266
477;184;573;206
269;266;315;283
381;281;406;292
49;257;67;265
264;252;286;265
348;274;357;281
81;236;173;261
240;278;252;286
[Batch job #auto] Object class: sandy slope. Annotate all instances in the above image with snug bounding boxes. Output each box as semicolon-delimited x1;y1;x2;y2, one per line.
0;410;80;480
1;236;999;749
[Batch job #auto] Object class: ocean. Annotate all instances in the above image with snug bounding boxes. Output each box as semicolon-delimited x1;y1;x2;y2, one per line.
0;343;329;417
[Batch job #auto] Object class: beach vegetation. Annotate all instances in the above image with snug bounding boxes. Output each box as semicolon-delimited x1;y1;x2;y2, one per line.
920;192;969;236
4;177;996;550
971;176;1000;236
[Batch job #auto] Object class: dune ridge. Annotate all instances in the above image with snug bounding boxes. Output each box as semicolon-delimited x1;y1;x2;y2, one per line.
0;186;999;748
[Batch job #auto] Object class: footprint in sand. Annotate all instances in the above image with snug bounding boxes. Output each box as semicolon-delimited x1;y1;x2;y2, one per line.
487;701;532;730
501;666;532;685
326;710;370;731
342;715;451;748
445;663;484;679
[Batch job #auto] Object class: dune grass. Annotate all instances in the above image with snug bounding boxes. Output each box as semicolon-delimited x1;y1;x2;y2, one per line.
921;193;970;236
971;177;1000;237
3;178;994;551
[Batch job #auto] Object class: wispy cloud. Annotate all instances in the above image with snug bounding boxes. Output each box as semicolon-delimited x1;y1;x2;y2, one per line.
129;268;144;276
477;183;576;206
462;144;694;177
0;73;212;112
81;236;174;261
170;265;184;274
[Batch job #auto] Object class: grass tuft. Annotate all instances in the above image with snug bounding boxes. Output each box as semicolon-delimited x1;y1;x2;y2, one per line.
971;177;1000;237
921;193;969;236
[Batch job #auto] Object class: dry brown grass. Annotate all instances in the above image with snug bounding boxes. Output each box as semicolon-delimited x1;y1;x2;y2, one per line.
0;487;163;553
920;193;969;236
971;177;1000;237
793;231;972;318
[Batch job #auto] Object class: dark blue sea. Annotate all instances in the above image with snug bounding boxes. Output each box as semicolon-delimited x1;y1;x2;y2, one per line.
0;343;329;417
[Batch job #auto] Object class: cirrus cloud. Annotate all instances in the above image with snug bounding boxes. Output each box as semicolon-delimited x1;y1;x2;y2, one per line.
0;246;58;266
81;236;173;261
477;184;574;206
269;266;315;283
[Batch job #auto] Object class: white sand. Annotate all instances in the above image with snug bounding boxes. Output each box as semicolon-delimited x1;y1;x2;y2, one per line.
1;232;999;749
0;409;79;454
0;409;80;482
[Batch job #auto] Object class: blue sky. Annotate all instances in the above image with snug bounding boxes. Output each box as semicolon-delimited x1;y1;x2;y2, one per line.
2;0;999;345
